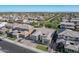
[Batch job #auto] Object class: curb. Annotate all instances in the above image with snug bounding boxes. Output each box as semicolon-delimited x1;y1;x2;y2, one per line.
0;37;48;53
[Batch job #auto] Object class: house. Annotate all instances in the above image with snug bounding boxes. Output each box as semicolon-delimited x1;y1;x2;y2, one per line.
64;44;79;53
6;23;34;40
61;18;79;23
60;22;75;30
6;23;34;31
0;27;8;34
23;19;33;24
60;17;79;31
30;27;55;45
6;30;19;39
57;29;79;43
71;18;79;23
56;29;79;53
76;23;79;29
0;22;7;28
61;19;69;22
0;22;8;34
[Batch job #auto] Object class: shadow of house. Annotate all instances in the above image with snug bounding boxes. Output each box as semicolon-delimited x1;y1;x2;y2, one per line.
56;42;65;52
49;31;58;49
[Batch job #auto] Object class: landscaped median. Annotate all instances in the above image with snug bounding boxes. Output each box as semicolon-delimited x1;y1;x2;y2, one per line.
36;44;48;52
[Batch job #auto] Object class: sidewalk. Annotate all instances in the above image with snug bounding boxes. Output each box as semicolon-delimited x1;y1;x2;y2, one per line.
0;36;47;53
19;39;37;48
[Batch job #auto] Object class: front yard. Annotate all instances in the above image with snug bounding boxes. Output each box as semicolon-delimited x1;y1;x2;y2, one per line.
36;44;48;51
7;37;16;41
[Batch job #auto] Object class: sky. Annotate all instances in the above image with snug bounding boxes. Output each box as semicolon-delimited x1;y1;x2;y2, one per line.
0;5;79;12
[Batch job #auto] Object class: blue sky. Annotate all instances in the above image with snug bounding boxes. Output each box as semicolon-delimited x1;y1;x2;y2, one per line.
0;5;79;12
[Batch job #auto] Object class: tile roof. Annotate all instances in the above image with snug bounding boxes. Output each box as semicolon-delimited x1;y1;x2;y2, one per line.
65;44;79;51
60;22;75;25
58;29;79;38
7;23;34;30
32;27;55;38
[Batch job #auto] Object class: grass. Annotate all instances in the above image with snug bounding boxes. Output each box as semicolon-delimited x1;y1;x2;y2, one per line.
0;34;3;36
45;17;61;29
7;37;16;41
30;16;61;30
0;33;16;41
36;44;48;51
0;33;7;37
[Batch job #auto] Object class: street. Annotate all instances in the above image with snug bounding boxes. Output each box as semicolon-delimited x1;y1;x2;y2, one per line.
0;40;37;53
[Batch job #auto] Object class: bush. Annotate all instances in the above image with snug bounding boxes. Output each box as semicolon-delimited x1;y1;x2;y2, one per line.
7;33;16;41
45;22;52;28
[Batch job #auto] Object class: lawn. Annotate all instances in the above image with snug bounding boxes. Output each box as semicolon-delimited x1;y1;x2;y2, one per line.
7;37;16;41
45;16;61;29
0;34;3;36
31;21;39;28
31;16;61;30
7;36;16;41
36;44;48;51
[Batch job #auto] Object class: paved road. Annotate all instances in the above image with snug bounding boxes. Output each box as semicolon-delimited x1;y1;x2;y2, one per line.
0;40;37;53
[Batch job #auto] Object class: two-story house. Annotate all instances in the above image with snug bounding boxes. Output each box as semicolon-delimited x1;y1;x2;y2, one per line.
6;23;34;40
57;29;79;53
60;22;75;30
30;27;55;45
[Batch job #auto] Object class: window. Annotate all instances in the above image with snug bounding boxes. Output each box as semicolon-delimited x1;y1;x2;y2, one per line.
65;36;68;39
68;49;74;52
76;38;79;40
67;49;71;52
58;35;61;39
70;42;74;45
